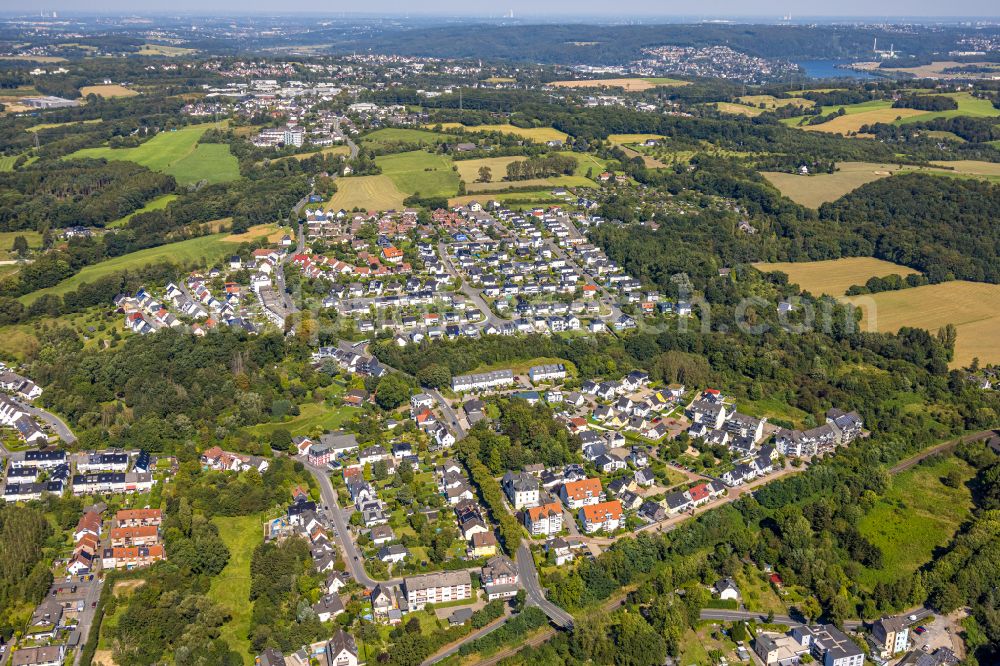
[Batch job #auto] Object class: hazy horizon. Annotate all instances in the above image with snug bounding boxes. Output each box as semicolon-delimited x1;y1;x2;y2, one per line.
6;2;1000;19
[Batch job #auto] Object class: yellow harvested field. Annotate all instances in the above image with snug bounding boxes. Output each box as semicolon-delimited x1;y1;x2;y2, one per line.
761;162;905;208
137;43;197;56
844;281;1000;367
324;175;408;212
550;77;688;91
455;156;524;183
753;257;917;297
0;55;66;63
223;224;290;244
80;84;138;98
803;108;926;134
473;124;567;143
738;95;814;109
619;146;666;168
928;160;1000;177
715;102;764;117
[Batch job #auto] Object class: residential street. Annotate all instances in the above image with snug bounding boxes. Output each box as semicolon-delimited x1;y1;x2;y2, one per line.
301;458;386;588
515;543;574;628
14;398;76;444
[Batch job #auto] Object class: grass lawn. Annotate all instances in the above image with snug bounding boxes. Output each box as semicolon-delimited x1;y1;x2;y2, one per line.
324;175;408;212
734;568;787;615
106;194;179;228
375;150;459;198
209;515;262;665
20;233;232;304
469;356;577;378
0;230;43;260
67;122;239;185
0;154;38;171
247;399;354;438
735;396;811;428
857;455;975;589
738;94;813;109
753;257;917;297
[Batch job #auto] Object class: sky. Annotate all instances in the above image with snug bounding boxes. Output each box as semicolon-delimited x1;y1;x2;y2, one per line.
10;1;1000;18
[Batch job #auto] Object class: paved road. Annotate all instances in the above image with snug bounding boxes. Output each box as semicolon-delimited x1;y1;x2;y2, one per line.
429;389;466;438
436;242;506;328
333;118;359;160
73;577;107;666
516;544;574;629
15;398;76;444
301;458;383;588
698;606;932;633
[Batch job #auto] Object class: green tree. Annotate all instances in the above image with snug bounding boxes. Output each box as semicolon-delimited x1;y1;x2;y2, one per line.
375;373;410;410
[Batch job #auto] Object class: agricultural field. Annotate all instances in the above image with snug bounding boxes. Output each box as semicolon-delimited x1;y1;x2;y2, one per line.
137;43;197;56
896;92;1000;124
448;190;565;209
19;233;233;304
375;150;459;198
0;230;44;261
549;77;688;91
737;94;814;110
223;223;292;244
803;108;926;134
753;257;917;297
362;127;457;148
0;55;66;63
435;123;568;144
26;118;101;132
273;145;350;162
79;84;137;98
844;281;1000;367
67;122;239;186
857;454;975;589
761;162;904;208
922;160;1000;182
324;175;409;211
208;515;261;665
456;153;597;192
715;102;765;117
106;193;179;228
608;134;664;145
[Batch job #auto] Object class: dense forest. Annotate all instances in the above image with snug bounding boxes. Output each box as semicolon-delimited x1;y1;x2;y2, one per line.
820;174;1000;283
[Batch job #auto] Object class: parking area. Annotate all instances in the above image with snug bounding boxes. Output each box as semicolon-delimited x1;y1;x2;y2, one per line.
908;610;967;660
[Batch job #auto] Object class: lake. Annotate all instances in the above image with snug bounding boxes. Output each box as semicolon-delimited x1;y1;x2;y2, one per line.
796;59;880;80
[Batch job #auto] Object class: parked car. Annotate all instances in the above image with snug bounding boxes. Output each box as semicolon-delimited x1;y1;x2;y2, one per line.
914;626;927;635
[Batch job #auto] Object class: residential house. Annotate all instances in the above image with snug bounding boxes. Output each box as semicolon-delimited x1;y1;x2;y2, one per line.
325;630;359;666
481;555;519;600
404;571;472;610
714;578;741;601
560;477;602;509
524;501;564;536
579;500;623;533
870;616;910;658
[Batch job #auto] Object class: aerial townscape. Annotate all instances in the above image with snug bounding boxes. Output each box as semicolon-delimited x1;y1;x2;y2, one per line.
1;3;1000;666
